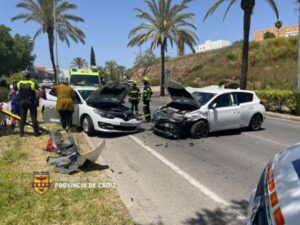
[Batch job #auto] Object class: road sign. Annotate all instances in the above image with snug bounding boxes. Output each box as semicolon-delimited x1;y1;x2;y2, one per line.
165;69;171;77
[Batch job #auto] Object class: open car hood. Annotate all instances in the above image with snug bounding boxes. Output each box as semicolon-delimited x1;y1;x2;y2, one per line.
166;81;199;107
87;83;129;105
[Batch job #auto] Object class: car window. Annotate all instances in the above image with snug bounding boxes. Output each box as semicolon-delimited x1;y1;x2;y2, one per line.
49;89;57;97
213;93;235;108
236;92;253;104
193;92;216;106
77;90;94;100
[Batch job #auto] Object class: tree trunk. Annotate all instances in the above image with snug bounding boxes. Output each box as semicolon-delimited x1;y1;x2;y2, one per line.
47;30;57;84
160;43;165;96
240;9;252;90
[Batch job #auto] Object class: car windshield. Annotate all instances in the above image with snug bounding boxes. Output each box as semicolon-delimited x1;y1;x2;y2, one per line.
70;75;99;86
192;92;216;105
77;90;94;100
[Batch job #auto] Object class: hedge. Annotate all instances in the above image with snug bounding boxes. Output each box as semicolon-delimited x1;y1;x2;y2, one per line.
255;90;300;115
0;87;9;102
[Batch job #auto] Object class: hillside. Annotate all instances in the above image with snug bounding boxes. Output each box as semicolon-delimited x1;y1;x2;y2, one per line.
132;37;298;90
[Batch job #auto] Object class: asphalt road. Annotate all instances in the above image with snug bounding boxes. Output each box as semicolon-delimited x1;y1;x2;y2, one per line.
89;97;300;225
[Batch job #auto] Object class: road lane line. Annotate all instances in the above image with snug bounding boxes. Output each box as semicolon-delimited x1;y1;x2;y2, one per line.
129;135;229;205
129;135;247;220
243;133;290;147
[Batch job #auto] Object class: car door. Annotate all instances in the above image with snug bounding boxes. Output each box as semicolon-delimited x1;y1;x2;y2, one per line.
43;89;80;126
236;92;255;127
43;89;61;123
207;93;240;132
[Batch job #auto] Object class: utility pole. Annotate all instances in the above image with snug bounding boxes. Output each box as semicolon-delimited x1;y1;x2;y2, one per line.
53;2;59;84
298;0;300;91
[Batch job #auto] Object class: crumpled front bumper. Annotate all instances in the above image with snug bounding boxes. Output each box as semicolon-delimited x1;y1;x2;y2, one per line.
152;119;183;139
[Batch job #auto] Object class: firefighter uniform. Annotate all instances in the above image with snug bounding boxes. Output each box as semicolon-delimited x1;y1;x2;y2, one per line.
143;82;152;122
17;75;40;137
129;83;140;114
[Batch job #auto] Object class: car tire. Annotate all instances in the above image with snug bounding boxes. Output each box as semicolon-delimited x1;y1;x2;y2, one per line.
81;116;94;136
249;114;263;131
191;120;209;139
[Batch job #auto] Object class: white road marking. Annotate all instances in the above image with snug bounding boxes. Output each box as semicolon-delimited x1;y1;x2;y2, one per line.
243;133;290;147
129;135;247;221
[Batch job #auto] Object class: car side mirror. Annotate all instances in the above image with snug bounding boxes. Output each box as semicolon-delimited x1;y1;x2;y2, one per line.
209;103;217;109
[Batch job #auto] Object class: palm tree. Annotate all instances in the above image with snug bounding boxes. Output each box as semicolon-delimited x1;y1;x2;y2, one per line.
275;20;282;37
204;0;279;90
176;29;198;56
105;60;118;81
12;0;85;84
128;0;197;96
71;57;88;68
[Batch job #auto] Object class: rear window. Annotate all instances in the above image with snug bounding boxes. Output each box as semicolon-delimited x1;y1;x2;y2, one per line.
237;92;253;104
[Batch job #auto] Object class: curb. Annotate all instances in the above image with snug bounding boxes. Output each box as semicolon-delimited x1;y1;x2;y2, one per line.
266;111;300;122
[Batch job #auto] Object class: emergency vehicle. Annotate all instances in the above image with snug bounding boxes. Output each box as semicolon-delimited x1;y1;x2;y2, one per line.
69;67;100;86
247;143;300;225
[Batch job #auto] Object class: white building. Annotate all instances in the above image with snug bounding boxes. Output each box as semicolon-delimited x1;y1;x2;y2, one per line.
195;40;232;53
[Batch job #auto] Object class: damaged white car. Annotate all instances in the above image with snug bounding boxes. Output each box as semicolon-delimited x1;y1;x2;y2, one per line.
152;81;266;139
42;83;141;135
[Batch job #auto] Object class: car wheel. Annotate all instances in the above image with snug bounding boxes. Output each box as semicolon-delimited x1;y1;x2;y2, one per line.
81;116;94;136
249;114;263;131
191;120;209;139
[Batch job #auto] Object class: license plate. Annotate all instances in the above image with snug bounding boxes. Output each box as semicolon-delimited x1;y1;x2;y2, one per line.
120;123;137;127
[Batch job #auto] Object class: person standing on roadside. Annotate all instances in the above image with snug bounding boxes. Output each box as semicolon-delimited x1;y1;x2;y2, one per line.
128;81;140;115
8;81;20;129
142;76;153;122
51;78;76;130
17;72;40;137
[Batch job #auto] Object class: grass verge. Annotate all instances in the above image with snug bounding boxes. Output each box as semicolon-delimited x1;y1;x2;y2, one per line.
0;127;134;225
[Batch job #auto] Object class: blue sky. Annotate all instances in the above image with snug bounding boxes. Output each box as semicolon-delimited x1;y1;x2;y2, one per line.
0;0;298;69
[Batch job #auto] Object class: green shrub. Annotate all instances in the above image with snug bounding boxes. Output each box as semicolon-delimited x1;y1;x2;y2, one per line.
150;78;160;86
6;73;24;85
226;52;238;61
0;87;9;102
255;90;300;115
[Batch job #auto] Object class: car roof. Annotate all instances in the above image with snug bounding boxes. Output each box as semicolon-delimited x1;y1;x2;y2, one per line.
71;86;97;91
272;143;300;224
186;85;255;95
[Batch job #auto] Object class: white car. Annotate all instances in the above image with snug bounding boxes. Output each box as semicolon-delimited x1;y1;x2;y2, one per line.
247;143;300;225
41;83;141;135
153;81;266;139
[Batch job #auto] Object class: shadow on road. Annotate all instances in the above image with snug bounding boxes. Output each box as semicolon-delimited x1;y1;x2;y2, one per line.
182;199;249;225
79;161;110;172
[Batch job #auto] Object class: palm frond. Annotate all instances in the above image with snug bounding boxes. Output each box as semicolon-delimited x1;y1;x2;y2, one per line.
203;0;225;21
223;0;237;20
266;0;279;19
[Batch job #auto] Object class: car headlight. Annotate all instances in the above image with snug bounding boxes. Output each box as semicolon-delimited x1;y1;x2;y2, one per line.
106;112;115;119
93;109;105;117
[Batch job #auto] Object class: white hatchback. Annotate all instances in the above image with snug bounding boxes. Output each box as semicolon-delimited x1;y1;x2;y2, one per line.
41;83;141;135
153;81;266;139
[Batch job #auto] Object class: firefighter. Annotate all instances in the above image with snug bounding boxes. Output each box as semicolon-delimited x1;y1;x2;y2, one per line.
17;71;40;137
128;81;140;115
142;76;153;122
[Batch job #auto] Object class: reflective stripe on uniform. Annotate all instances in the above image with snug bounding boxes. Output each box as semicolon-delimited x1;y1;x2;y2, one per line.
17;80;36;90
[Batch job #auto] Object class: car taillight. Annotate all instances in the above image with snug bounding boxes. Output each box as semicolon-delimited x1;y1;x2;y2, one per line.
274;208;285;225
266;163;286;225
270;191;279;207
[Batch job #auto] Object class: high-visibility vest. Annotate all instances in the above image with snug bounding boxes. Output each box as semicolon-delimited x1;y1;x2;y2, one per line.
17;80;37;101
143;86;152;102
129;87;140;101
